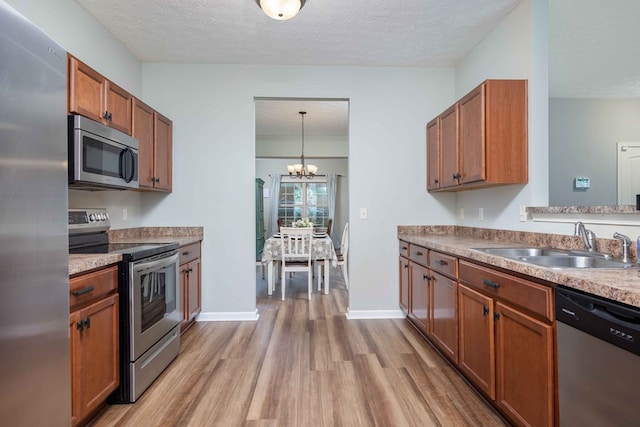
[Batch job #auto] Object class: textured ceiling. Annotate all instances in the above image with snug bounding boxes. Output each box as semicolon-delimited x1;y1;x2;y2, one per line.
74;0;522;66
549;0;640;98
73;0;523;136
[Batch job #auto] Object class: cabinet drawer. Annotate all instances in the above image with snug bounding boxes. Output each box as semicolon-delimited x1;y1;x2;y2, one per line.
429;250;457;278
409;244;429;267
399;241;410;258
179;242;201;265
70;265;118;309
459;260;553;322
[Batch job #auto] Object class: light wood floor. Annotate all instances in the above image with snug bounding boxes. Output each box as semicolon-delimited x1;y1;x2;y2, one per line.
90;267;508;426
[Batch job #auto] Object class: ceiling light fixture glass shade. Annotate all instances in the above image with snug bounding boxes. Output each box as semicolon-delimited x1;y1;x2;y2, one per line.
256;0;306;20
288;111;317;179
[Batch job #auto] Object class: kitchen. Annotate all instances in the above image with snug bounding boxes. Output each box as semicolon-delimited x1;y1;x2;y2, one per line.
2;0;640;426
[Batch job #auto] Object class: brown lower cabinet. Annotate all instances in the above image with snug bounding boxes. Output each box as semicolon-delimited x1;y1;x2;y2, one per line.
179;242;202;332
69;266;119;427
408;261;430;335
399;256;410;314
400;241;556;427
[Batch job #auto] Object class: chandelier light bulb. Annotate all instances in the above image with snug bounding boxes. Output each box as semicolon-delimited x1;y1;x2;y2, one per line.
257;0;306;21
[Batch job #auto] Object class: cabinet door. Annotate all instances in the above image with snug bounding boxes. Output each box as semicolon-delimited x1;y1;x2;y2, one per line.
133;98;156;189
408;261;430;334
68;55;105;123
399;256;410;314
440;104;459;188
458;284;495;399
153;112;173;191
426;118;440;190
495;302;554;427
73;294;119;423
105;81;132;134
459;83;486;184
186;258;202;321
430;272;458;363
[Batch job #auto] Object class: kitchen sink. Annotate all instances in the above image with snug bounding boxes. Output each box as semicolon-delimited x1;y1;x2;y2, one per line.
475;247;570;258
474;247;634;269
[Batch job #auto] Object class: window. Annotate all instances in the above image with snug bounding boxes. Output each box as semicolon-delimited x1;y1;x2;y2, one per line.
278;179;329;228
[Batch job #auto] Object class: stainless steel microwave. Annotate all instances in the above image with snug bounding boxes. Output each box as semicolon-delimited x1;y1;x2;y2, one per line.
68;114;139;190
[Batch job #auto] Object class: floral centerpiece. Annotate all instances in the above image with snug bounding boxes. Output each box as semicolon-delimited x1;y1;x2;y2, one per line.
293;217;314;228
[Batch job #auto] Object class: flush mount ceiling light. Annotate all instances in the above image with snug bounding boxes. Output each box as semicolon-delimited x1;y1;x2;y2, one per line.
255;0;306;21
287;111;317;179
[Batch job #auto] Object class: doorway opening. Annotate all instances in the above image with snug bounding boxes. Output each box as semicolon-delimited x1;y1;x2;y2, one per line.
254;97;349;303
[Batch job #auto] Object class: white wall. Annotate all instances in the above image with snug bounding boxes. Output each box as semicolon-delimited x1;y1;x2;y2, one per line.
256;135;348;157
139;64;457;314
549;98;640;206
452;0;550;232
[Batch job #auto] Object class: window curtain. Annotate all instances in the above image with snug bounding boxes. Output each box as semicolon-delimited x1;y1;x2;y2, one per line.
267;174;281;238
326;174;337;240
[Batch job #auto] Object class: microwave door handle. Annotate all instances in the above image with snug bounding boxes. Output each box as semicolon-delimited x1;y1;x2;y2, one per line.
120;148;135;183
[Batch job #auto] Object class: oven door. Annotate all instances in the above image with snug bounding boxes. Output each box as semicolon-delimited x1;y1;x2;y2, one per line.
129;251;180;361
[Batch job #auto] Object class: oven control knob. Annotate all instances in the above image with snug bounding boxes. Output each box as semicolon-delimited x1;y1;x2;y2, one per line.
105;212;110;220
99;213;106;220
89;214;96;221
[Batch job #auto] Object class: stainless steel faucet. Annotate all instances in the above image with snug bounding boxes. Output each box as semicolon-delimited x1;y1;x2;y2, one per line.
613;232;632;263
574;221;596;252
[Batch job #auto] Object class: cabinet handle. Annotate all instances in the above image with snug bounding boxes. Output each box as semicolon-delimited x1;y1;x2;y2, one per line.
76;317;91;331
84;317;91;329
187;268;193;274
76;321;84;331
453;173;461;180
494;312;500;320
102;111;110;120
434;178;439;184
72;285;94;297
416;251;424;256
482;279;500;289
482;305;489;316
401;246;408;251
436;260;448;266
403;263;408;269
154;177;160;183
182;251;190;256
423;274;432;281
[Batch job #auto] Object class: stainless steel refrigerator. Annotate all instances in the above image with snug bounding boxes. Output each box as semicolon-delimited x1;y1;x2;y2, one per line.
0;1;70;425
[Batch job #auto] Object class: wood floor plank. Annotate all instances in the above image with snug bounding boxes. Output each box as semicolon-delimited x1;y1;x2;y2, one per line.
89;266;507;426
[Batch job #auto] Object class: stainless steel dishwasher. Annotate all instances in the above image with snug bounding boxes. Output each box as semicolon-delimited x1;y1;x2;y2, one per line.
556;286;640;426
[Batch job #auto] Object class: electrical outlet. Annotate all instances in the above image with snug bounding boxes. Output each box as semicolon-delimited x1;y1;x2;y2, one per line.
478;207;484;221
519;205;527;222
359;207;368;220
122;208;128;221
459;208;464;220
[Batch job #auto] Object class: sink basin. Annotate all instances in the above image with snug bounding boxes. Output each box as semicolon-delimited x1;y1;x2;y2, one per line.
517;255;634;269
474;247;634;269
475;247;570;258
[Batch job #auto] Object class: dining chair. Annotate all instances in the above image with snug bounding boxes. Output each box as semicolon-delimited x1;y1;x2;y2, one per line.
336;222;349;289
277;218;282;232
279;227;314;300
326;218;332;237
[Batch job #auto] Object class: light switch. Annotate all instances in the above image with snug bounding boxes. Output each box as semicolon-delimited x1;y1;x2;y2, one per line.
359;208;368;220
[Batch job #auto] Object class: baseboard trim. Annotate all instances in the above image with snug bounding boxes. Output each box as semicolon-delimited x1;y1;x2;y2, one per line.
196;310;260;322
345;309;406;319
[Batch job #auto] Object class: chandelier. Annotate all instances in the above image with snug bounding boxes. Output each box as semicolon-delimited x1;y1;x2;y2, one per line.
255;0;306;21
287;111;317;179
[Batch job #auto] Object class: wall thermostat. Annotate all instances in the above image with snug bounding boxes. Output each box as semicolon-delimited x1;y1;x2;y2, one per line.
574;177;590;189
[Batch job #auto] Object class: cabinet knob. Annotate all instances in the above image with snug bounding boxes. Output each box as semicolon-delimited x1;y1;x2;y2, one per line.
482;305;489;316
103;111;110;120
494;312;500;320
434;178;439;184
453;173;461;180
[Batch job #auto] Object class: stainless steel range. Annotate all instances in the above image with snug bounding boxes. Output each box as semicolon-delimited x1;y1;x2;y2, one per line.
69;208;181;403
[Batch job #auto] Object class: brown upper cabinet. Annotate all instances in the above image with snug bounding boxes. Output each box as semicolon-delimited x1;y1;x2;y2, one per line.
427;79;528;192
133;98;173;192
68;55;132;135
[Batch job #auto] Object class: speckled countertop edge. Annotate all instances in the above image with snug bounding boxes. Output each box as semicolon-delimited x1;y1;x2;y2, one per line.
69;227;203;276
398;225;640;308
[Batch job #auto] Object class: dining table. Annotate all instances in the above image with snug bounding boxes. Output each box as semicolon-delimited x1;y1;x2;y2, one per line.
261;232;338;296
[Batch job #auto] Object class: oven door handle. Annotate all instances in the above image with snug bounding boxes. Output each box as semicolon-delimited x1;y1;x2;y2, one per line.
134;251;179;275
